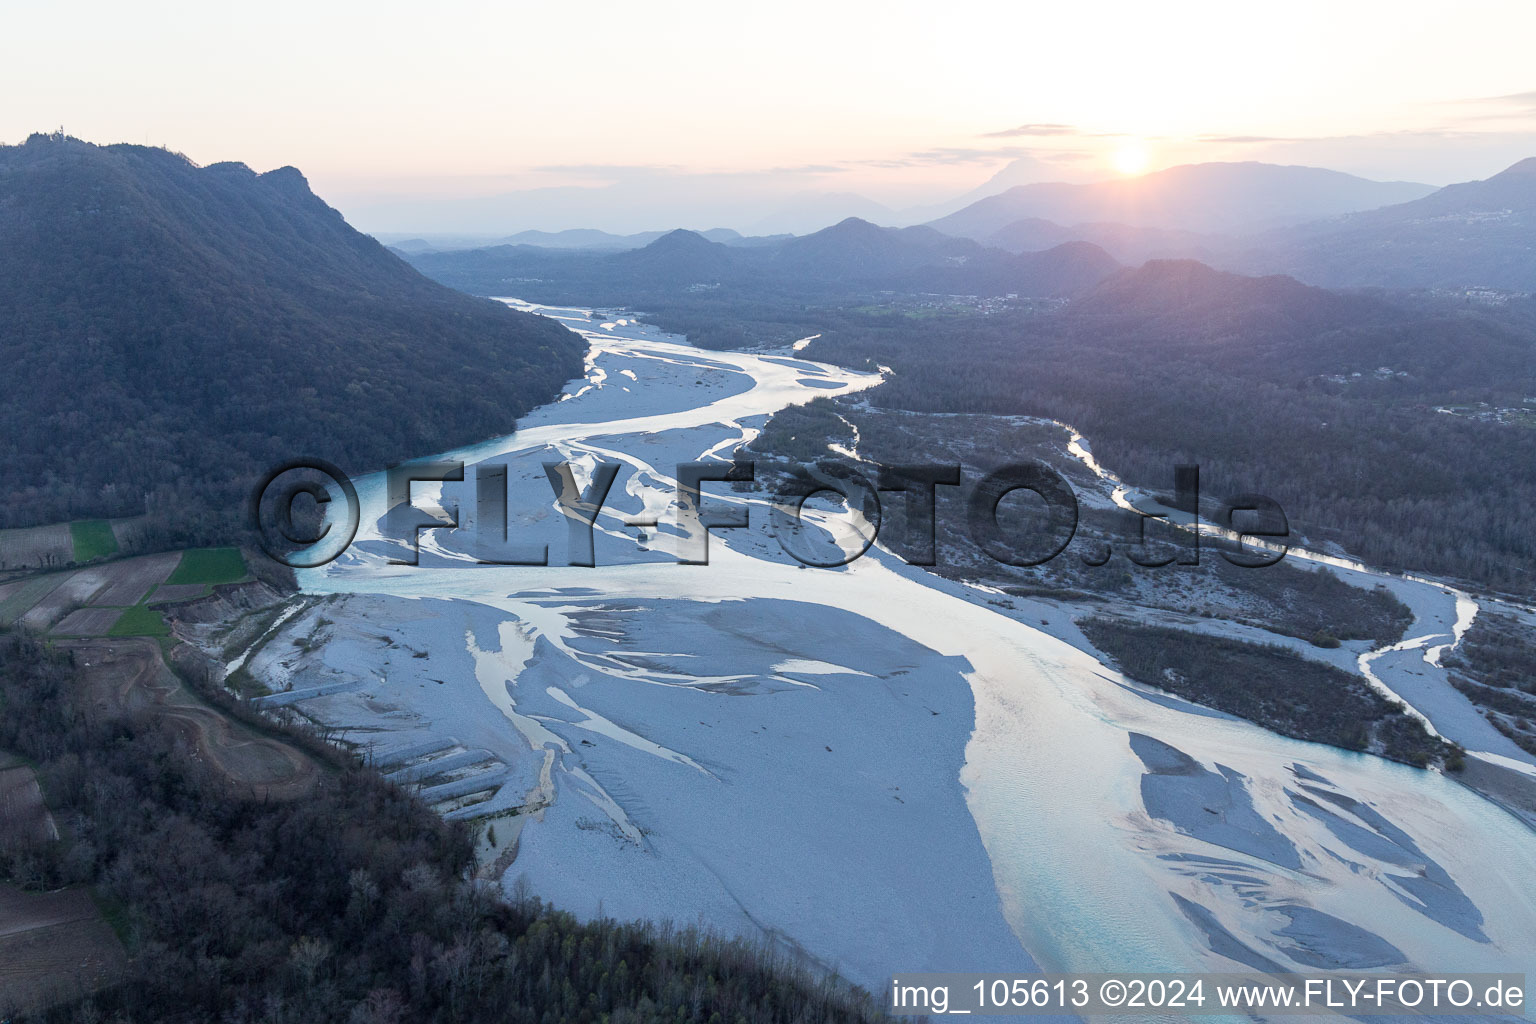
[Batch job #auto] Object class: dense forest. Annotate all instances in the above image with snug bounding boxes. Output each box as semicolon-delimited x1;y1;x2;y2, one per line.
0;134;586;542
0;632;892;1023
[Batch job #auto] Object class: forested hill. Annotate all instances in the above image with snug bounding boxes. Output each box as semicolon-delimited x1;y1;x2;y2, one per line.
0;134;585;538
1234;157;1536;290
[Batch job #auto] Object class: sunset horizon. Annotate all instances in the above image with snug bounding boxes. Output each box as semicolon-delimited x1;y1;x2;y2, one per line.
4;3;1535;1020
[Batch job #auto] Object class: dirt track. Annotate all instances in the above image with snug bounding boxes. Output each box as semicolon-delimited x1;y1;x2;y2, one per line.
63;638;319;801
1;634;318;1011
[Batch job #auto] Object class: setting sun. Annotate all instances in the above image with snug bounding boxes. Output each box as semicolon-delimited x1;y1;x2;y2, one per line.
1113;141;1150;175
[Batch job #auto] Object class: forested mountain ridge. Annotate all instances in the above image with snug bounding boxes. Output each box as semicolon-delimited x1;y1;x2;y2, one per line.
0;134;585;538
1069;259;1386;336
1234;156;1536;289
1069;259;1536;387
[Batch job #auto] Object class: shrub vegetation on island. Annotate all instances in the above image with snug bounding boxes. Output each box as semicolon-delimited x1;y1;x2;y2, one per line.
1443;612;1536;756
1079;617;1453;768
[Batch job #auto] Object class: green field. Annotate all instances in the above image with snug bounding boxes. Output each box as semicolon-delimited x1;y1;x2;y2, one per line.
70;519;119;562
166;547;247;586
107;603;170;638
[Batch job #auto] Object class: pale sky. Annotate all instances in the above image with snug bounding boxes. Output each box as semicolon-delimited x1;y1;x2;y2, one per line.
6;0;1536;232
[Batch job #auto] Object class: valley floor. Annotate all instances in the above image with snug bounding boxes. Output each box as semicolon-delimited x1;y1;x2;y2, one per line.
198;304;1536;997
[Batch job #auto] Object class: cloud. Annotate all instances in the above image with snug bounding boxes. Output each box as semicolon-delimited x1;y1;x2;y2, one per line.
530;163;677;178
981;123;1129;140
768;164;847;174
913;146;1034;163
981;123;1080;138
1204;127;1536;185
1489;90;1536;106
1425;90;1536;127
1454;89;1536;108
1198;125;1530;148
867;145;1055;169
1198;134;1291;144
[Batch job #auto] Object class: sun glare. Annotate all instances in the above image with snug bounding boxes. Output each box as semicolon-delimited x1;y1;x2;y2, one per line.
1113;141;1149;176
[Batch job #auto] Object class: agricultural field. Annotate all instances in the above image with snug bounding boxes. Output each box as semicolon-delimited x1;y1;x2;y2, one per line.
89;551;177;606
17;568;110;632
68;519;119;562
147;583;209;604
50;607;126;637
0;550;248;639
105;603;168;638
165;547;247;587
0;575;67;627
105;515;155;552
0;515;148;574
0;523;72;572
0;757;56;847
0;884;128;1014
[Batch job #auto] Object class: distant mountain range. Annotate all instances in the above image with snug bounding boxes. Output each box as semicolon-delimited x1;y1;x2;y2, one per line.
0;135;584;533
405;217;1121;304
927;162;1435;239
928;158;1536;292
348;177;901;238
393;158;1536;293
983;218;1227;265
389;227;787;254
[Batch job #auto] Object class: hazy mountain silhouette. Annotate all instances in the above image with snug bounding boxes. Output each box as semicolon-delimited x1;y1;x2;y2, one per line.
609;228;740;283
386;227;779;255
408;216;1119;302
502;227;748;250
893;154;1099;225
745;193;897;236
770;218;980;277
929;162;1434;239
986;217;1225;263
349;176;898;237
